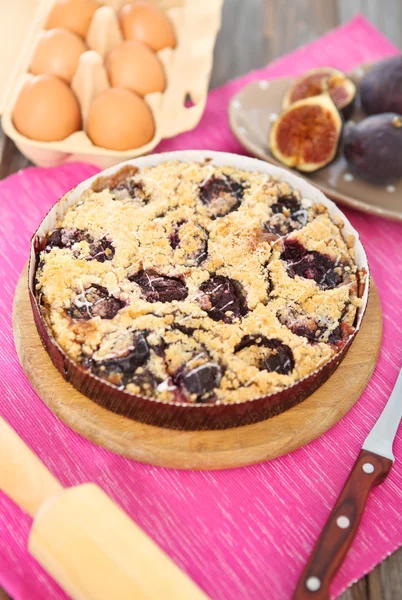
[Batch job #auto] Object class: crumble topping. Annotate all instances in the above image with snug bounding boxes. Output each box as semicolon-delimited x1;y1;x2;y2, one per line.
35;160;363;404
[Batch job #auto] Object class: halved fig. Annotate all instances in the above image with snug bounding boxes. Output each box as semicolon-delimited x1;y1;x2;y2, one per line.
269;94;343;173
282;67;356;119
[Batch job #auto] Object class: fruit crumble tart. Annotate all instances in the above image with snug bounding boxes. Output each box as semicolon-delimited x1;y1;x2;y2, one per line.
34;160;363;405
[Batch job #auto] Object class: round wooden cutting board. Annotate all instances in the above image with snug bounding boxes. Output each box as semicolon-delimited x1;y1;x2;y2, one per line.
13;267;382;470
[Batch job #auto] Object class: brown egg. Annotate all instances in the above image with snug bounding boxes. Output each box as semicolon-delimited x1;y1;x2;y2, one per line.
30;28;87;83
13;75;82;142
46;0;101;39
105;40;165;97
119;1;176;52
87;88;155;150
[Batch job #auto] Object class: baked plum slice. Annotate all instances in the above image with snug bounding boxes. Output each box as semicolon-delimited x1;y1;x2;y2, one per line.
88;238;115;262
130;369;160;395
45;228;115;263
280;238;306;261
289;323;318;342
169;221;208;265
173;359;222;403
199;175;246;218
92;332;150;382
277;302;320;342
112;179;148;203
265;193;308;235
69;284;124;320
45;228;89;250
290;319;350;345
278;302;354;347
168;221;184;249
327;322;354;346
235;335;295;375
91;165;148;203
130;270;188;303
281;239;341;290
271;193;299;215
198;275;248;323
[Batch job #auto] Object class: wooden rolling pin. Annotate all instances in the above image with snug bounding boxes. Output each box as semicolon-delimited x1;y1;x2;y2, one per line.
0;417;208;600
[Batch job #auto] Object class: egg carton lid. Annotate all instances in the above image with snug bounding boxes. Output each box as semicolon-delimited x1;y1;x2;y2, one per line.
0;0;188;115
0;0;51;114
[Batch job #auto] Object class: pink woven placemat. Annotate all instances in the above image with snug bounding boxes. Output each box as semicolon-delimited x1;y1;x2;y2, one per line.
1;15;401;600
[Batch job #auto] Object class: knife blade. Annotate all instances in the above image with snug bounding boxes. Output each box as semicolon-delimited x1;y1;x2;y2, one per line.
293;367;402;600
362;368;402;461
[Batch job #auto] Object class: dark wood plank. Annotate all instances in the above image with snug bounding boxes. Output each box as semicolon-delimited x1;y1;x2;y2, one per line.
337;548;402;600
367;549;402;600
0;127;31;180
210;0;269;88
338;0;402;48
265;0;338;60
210;0;339;89
339;577;368;600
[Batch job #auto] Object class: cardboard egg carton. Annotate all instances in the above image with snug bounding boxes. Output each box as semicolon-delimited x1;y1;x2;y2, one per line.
1;0;223;169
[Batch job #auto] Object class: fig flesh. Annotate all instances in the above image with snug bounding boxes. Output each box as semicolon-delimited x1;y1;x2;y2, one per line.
282;67;356;119
344;113;402;185
360;56;402;116
269;94;343;173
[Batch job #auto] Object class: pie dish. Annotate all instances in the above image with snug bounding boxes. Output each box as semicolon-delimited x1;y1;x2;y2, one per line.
29;151;369;430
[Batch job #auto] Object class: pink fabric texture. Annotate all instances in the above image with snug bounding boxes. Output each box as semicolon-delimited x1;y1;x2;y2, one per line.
0;15;401;600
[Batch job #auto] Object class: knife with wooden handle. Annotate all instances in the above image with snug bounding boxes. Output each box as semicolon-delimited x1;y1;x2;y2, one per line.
294;368;402;600
0;417;209;600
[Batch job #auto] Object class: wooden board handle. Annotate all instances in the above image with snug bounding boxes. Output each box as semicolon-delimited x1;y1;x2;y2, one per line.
293;449;393;600
0;417;63;518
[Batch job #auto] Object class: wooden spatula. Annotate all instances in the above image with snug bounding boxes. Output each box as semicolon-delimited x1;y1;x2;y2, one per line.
0;417;209;600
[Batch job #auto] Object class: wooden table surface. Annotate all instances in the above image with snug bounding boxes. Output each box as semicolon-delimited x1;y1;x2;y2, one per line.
1;0;401;599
